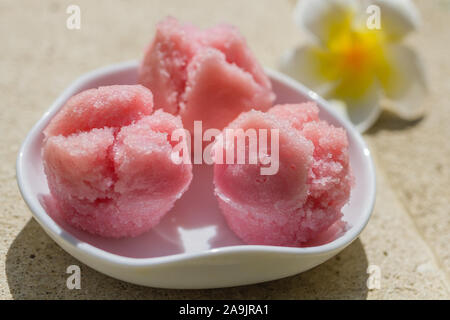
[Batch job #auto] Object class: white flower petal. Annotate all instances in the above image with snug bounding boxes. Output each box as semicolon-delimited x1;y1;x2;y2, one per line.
381;44;427;120
293;0;359;44
280;45;381;132
279;46;336;96
371;0;420;41
338;82;382;132
327;99;351;121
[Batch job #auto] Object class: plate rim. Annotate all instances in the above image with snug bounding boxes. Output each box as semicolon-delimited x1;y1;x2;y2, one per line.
16;60;376;267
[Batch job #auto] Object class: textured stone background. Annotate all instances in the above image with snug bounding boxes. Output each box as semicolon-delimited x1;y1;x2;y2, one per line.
0;0;448;299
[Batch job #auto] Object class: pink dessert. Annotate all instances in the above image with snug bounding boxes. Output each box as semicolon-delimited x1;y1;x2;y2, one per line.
213;103;352;246
138;17;275;132
42;85;192;238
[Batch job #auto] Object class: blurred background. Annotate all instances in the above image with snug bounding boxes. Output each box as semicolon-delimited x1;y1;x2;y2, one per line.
0;0;448;299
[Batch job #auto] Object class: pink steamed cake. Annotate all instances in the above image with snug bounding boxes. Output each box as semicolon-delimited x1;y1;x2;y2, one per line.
42;85;192;238
213;103;352;246
138;17;275;132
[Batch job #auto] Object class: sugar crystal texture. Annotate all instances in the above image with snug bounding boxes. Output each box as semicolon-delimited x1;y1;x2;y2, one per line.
42;85;193;238
213;103;352;246
138;17;275;132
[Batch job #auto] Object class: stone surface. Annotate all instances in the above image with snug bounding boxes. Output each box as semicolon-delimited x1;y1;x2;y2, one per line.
0;0;449;299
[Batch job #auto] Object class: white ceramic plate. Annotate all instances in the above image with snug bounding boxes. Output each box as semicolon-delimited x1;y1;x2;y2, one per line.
16;61;376;289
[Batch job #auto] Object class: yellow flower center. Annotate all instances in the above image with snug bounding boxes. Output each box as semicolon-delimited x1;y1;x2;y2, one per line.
332;29;384;73
339;35;372;72
314;23;393;102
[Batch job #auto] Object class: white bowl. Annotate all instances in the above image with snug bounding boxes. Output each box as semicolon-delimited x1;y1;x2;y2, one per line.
16;61;375;289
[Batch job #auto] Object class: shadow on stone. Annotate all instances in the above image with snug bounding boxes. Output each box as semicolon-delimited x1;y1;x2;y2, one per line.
367;110;423;134
6;218;369;299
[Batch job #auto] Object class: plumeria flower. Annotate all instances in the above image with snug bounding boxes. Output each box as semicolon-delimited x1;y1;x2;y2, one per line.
281;0;427;132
